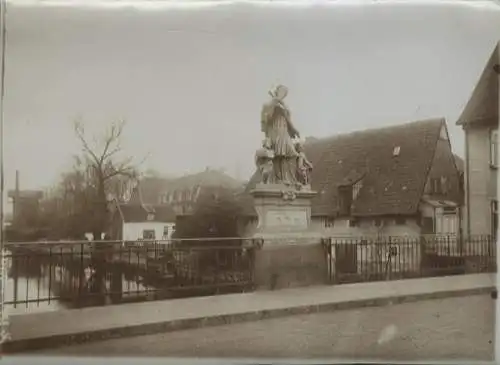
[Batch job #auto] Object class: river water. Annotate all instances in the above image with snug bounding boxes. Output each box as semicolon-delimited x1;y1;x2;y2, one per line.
4;251;154;315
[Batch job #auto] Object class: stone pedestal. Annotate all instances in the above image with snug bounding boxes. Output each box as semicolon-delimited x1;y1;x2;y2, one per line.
250;184;328;290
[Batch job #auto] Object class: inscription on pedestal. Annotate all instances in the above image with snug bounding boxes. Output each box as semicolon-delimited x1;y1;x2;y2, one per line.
266;210;308;229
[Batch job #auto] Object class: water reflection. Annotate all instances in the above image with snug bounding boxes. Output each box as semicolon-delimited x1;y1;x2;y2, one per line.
5;249;154;315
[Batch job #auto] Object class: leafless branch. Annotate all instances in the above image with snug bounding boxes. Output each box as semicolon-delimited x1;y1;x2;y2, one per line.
99;119;125;165
73;119;101;166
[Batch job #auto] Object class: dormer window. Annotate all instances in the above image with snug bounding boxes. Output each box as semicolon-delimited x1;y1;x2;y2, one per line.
147;213;155;221
393;146;401;157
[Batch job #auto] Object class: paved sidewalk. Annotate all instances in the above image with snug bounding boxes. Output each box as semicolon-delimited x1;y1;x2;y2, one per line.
35;294;495;361
5;273;496;353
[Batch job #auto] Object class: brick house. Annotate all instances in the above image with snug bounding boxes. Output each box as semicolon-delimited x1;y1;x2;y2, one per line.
240;118;463;239
456;42;499;238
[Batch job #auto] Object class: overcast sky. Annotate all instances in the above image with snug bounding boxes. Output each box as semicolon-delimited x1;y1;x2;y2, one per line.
4;1;500;191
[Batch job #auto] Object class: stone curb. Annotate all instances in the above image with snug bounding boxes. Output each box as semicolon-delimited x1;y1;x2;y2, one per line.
2;286;495;354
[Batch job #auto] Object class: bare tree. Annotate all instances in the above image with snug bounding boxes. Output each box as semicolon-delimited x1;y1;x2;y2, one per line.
73;118;144;240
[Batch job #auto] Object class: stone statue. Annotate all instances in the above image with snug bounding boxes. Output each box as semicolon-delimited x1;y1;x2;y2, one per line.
295;141;313;186
255;138;275;184
260;85;301;185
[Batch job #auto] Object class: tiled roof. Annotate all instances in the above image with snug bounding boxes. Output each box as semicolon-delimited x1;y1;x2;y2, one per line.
453;154;465;173
456;42;499;126
241;118;446;218
118;203;176;223
129;177;172;205
165;169;243;192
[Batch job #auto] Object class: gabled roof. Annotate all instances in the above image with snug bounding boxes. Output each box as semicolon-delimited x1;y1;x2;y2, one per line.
453;154;465;173
456;42;499;126
163;168;243;193
118;204;176;223
129;177;172;205
241;118;446;218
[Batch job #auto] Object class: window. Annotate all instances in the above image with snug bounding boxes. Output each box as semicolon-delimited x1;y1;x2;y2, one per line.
440;177;448;194
142;229;155;240
395;217;406;226
442;206;456;215
147;213;155;221
373;218;382;227
490;129;498;168
325;217;335;228
440;215;456;234
430;178;442;194
163;226;169;238
491;200;498;238
349;219;357;227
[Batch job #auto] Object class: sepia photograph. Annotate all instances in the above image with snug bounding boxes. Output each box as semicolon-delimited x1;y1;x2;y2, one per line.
0;0;499;362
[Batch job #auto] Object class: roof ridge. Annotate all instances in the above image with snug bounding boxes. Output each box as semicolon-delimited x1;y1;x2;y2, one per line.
413;119;444;210
307;118;445;145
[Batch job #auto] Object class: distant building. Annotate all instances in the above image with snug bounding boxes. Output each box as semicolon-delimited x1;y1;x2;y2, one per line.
127;176;173;205
456;42;499;237
150;168;243;217
110;200;176;241
241;118;463;238
7;170;43;228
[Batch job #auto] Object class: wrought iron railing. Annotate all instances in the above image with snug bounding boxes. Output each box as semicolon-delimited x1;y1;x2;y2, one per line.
322;234;497;284
3;234;497;312
3;238;259;312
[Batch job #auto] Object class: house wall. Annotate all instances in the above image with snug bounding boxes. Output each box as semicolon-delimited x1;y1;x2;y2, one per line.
240;215;423;238
310;216;421;238
464;125;498;235
122;222;176;241
418;201;460;236
240;209;459;239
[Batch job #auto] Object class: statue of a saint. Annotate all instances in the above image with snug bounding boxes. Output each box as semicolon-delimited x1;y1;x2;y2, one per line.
260;85;301;185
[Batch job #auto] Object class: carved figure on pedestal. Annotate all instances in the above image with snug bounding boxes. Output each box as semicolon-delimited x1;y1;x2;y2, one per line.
255;138;275;184
295;141;313;186
260;85;300;186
